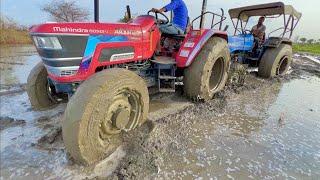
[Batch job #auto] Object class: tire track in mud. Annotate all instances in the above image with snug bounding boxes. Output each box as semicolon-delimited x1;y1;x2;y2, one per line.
107;59;320;180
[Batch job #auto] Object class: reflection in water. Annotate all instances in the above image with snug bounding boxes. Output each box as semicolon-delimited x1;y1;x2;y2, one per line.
155;77;320;179
0;46;39;86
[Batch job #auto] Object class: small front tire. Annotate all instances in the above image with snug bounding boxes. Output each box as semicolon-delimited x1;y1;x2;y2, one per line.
26;62;57;110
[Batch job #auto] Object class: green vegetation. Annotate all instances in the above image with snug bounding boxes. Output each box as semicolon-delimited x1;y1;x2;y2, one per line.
293;43;320;55
0;16;32;45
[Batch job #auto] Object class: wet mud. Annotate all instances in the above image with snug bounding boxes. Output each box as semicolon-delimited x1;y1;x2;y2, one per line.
108;60;320;179
0;46;320;179
0;116;26;131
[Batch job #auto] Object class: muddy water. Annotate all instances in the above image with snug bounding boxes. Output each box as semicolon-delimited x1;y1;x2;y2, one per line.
0;46;192;179
1;46;320;179
150;76;320;179
0;46;39;86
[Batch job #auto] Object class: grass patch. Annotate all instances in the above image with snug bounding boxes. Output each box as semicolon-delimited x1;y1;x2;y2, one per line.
0;28;32;45
0;15;32;45
293;43;320;55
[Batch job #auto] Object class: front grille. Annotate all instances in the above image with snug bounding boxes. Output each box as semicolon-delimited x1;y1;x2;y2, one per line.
45;65;79;77
32;35;88;68
60;69;78;76
35;35;88;59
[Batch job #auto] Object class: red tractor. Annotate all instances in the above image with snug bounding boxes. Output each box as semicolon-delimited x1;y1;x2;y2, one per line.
27;0;230;164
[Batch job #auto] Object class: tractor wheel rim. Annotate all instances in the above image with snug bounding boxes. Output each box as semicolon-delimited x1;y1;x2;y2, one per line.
99;89;142;141
277;56;289;75
209;57;225;92
47;83;58;103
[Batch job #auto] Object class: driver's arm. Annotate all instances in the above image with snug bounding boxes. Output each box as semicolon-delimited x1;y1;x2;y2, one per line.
251;25;256;34
151;7;166;13
152;0;181;13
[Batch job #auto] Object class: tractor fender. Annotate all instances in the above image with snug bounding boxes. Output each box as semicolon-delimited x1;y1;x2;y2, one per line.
263;37;292;48
176;29;228;68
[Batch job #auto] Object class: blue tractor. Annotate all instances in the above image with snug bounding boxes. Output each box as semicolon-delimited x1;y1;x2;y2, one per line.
227;2;301;78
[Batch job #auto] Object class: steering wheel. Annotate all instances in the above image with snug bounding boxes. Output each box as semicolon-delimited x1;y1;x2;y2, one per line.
147;10;169;25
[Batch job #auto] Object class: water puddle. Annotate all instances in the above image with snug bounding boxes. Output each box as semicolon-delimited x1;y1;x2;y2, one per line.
154;76;320;179
0;45;39;88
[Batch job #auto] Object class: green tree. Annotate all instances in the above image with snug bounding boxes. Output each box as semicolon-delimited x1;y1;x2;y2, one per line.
300;37;307;44
293;36;300;43
307;39;314;44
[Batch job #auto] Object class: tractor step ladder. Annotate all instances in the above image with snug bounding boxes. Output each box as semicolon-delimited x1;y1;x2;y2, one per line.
151;56;176;93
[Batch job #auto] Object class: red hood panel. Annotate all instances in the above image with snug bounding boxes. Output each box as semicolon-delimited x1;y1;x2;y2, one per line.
30;16;156;35
30;22;141;35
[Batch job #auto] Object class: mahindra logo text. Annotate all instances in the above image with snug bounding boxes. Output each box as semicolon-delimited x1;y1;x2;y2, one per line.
53;27;108;34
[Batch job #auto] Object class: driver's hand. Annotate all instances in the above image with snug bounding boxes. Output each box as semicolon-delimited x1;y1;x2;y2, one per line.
151;8;159;13
158;19;165;24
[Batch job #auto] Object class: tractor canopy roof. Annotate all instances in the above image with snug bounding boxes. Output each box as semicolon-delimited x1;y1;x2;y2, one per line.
228;2;302;22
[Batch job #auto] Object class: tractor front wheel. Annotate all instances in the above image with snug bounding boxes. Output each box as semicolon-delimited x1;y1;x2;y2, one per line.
184;37;230;101
27;62;58;110
62;68;149;165
258;44;292;78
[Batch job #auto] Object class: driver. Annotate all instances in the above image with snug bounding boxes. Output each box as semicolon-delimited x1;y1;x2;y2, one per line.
151;0;189;35
251;16;266;41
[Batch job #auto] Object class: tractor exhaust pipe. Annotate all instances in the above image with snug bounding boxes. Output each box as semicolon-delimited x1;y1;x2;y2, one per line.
126;5;132;19
199;0;207;29
94;0;99;22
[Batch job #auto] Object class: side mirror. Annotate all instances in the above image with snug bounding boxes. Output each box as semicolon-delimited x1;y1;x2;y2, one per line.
223;25;229;31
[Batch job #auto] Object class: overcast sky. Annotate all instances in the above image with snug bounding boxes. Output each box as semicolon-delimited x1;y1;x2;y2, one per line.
1;0;319;39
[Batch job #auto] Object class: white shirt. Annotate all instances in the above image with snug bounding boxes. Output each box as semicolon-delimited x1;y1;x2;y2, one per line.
252;24;266;32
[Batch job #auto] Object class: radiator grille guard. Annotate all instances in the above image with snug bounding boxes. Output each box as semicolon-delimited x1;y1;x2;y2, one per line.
45;65;79;77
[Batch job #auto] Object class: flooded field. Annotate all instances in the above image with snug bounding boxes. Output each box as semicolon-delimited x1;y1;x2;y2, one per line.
152;76;320;179
0;46;319;179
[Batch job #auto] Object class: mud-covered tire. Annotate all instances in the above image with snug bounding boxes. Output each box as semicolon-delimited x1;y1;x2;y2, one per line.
258;44;292;78
26;62;57;110
62;68;149;165
228;62;247;86
184;37;230;101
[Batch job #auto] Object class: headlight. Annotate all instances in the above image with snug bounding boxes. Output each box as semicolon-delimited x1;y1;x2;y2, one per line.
33;36;62;50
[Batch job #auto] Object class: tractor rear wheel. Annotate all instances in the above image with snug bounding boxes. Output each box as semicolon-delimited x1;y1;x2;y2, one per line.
258;44;292;78
184;37;230;101
62;68;149;165
27;62;58;110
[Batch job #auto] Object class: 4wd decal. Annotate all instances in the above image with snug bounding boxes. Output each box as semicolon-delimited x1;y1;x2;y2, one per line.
114;28;142;36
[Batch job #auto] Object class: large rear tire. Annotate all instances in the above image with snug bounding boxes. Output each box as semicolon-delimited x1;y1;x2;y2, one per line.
26;62;57;110
184;37;230;101
258;44;292;78
62;68;149;165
